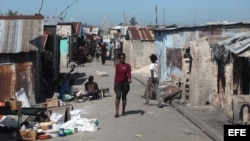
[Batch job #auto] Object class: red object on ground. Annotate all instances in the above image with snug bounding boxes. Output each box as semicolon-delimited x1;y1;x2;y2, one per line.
0;101;5;119
38;134;52;140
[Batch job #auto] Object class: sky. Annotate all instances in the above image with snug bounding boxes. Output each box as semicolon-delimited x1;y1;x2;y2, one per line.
1;0;250;27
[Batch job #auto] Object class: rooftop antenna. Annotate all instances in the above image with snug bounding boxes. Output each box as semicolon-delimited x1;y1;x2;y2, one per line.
58;0;78;19
56;0;77;33
38;0;44;14
57;11;68;33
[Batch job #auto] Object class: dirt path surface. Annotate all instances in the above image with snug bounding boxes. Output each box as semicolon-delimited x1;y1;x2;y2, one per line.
49;59;213;141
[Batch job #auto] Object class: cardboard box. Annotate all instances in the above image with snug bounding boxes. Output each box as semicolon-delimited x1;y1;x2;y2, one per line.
40;122;53;130
46;98;59;108
5;100;22;110
19;129;37;141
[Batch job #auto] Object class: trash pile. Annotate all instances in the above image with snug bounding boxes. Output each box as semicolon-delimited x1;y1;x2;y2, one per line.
0;88;99;140
21;110;99;140
0;109;99;140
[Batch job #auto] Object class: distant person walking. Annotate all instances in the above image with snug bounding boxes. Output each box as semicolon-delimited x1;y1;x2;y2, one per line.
107;41;113;59
95;44;101;62
144;54;164;108
114;53;132;118
113;41;121;65
101;42;107;65
77;44;88;67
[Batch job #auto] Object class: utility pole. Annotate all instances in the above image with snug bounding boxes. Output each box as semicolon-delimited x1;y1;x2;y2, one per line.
193;10;197;26
163;8;166;25
123;12;127;25
102;16;110;38
155;5;158;26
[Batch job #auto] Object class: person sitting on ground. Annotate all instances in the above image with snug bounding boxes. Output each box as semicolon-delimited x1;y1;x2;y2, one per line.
58;78;75;101
77;75;100;100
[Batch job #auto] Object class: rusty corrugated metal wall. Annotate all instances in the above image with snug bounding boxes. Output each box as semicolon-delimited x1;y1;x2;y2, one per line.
0;64;15;100
0;16;44;103
155;24;250;81
0;58;33;101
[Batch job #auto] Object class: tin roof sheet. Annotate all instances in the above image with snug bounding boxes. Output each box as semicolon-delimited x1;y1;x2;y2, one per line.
128;26;155;41
0;16;44;53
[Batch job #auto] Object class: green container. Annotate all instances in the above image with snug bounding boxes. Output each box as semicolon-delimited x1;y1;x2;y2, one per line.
64;129;73;135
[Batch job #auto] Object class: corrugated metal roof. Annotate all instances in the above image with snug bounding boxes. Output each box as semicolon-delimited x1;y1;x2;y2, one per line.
152;23;250;31
0;16;44;53
127;26;155;41
220;32;250;55
212;32;250;62
140;28;155;40
128;27;140;40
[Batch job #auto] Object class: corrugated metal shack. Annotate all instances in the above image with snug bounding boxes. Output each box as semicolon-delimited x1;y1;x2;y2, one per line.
56;22;82;68
123;26;155;69
210;33;250;124
153;23;250;81
0;15;44;104
43;22;82;78
153;22;250;124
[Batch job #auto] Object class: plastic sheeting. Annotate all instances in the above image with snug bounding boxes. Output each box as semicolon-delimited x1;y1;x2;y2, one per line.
211;44;230;63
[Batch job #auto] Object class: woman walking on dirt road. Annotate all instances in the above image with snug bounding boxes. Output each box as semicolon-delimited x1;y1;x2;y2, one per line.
114;53;132;118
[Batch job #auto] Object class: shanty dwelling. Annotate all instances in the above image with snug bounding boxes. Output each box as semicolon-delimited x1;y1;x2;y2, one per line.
56;23;81;68
184;33;250;124
123;26;155;69
83;27;100;41
211;33;250;124
71;22;83;61
153;22;250;124
83;27;100;61
43;21;83;96
109;25;127;44
108;26;125;65
109;25;127;48
0;15;44;104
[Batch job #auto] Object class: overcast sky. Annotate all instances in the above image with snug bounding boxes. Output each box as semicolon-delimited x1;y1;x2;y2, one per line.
1;0;250;27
